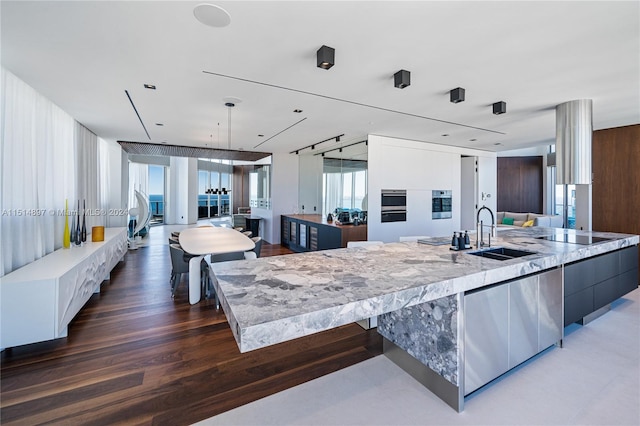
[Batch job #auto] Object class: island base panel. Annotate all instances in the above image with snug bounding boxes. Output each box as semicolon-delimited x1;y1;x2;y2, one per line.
383;338;463;412
579;304;612;325
378;293;464;412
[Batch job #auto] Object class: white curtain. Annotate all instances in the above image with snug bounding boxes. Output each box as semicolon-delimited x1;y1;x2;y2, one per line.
98;138;113;227
75;122;102;230
323;173;342;216
128;161;148;213
1;68;75;276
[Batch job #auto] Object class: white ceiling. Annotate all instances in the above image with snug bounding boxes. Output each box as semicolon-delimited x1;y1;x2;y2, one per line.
2;1;638;156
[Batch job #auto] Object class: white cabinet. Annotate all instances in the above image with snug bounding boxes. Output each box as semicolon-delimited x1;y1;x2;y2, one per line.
1;228;127;349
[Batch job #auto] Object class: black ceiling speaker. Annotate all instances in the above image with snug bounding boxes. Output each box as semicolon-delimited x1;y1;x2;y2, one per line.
450;87;465;103
394;70;411;89
493;101;506;115
317;45;335;69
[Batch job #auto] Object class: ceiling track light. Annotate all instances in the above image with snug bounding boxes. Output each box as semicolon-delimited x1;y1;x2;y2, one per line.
289;133;344;154
450;87;465;103
493;101;506;115
313;140;368;157
394;70;411;89
317;45;335;69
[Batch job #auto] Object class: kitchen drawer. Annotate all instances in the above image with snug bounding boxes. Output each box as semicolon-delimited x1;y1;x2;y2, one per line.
592;251;619;285
619;246;639;273
593;276;619;311
564;287;593;326
617;268;638;297
564;260;594;296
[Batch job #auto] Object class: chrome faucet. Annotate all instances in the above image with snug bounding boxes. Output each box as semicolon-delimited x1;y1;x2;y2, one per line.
476;205;497;248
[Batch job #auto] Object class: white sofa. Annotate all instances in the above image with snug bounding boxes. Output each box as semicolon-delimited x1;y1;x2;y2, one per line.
497;211;563;228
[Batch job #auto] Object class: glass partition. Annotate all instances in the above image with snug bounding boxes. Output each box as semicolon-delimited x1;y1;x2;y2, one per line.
297;140;367;219
198;159;233;218
322;158;368;217
249;164;271;209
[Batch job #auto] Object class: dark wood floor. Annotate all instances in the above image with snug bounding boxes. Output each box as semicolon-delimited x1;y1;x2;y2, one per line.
0;242;382;425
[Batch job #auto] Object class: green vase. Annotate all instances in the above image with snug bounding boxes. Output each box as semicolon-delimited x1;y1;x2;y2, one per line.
63;199;70;248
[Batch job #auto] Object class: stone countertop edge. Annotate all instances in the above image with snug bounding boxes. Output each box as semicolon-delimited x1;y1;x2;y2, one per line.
211;228;639;353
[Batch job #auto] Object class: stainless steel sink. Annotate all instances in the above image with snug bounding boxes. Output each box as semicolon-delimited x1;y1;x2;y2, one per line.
467;247;537;261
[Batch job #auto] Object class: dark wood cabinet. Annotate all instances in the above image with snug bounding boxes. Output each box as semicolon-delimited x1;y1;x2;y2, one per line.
281;215;366;252
497;156;543;214
564;245;638;326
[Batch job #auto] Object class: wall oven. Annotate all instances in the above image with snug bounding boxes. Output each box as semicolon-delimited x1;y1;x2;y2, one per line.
381;189;407;222
432;190;452;219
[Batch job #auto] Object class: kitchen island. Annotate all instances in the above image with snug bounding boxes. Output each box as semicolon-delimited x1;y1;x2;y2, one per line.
210;227;638;411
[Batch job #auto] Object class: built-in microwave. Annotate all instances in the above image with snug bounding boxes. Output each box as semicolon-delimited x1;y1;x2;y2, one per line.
381;189;407;222
432;190;452;219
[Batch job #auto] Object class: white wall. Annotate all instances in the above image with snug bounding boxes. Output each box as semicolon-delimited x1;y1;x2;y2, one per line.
265;152;299;244
477;156;498;214
166;157;198;224
298;154;323;215
460;157;477;230
367;135;497;243
574;184;592;231
102;139;127;227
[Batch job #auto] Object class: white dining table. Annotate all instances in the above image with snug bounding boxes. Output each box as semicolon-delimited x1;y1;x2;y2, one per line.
179;226;255;304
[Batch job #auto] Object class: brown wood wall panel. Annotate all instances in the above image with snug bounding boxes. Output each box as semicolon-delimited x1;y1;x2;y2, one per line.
497;156;543;213
232;165;252;214
593;124;640;268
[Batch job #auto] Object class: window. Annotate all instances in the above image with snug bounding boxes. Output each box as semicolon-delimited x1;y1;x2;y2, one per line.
548;144;574;229
322;159;367;216
197;159;232;218
148;165;165;224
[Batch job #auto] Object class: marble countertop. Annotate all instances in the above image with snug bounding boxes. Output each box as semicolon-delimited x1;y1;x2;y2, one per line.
211;227;638;352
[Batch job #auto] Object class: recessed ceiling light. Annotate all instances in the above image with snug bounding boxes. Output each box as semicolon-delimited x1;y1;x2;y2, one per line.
144;84;156;90
258;134;264;137
223;96;242;105
442;134;449;137
155;123;164;126
494;142;502;146
470;138;477;141
293;109;303;113
194;4;231;28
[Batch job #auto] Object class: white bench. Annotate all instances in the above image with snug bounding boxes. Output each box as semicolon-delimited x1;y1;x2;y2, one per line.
1;228;127;349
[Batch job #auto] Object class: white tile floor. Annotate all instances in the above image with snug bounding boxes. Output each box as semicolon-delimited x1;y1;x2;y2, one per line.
197;288;639;426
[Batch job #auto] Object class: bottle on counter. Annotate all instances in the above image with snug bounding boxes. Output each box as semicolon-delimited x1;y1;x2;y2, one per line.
464;231;471;249
458;232;466;250
451;232;459;249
